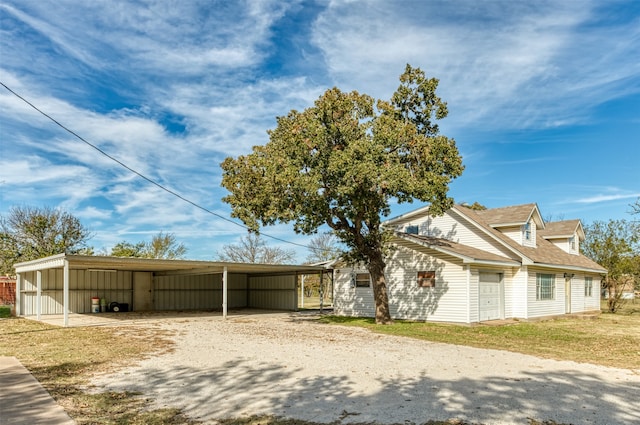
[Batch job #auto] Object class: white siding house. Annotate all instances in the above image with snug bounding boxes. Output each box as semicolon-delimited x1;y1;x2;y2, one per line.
333;203;606;323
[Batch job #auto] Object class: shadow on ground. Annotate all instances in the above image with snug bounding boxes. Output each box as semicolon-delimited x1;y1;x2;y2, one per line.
100;358;639;425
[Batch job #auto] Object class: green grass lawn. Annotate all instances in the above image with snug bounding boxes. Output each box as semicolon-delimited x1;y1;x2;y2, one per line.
321;303;640;370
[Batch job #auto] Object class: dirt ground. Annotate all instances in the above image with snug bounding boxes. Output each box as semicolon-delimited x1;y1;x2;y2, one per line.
88;311;640;425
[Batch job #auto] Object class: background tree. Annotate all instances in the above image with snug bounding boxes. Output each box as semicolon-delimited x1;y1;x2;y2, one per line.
109;232;187;259
147;232;188;259
110;241;148;258
215;233;296;264
305;232;341;264
0;206;91;275
221;64;463;323
302;232;341;301
466;202;487;211
582;219;639;312
631;197;640;215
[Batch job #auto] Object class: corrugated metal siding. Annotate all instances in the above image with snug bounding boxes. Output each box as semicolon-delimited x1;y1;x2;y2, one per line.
248;275;297;310
154;273;222;310
20;270;133;315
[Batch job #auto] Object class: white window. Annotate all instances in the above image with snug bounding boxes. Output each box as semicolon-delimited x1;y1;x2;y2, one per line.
585;277;593;297
536;273;555;300
569;236;576;250
522;222;531;241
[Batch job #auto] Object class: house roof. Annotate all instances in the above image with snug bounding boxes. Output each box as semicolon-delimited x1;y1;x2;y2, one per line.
395;233;520;266
539;220;585;240
474;203;545;228
455;205;606;273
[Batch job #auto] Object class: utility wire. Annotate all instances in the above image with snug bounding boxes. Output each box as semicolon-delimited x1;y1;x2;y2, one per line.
0;81;324;253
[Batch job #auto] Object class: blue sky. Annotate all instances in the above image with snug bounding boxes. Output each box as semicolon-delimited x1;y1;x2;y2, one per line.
1;0;639;262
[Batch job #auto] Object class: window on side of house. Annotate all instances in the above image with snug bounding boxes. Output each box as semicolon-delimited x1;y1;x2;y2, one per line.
569;236;576;251
417;271;436;288
585;276;593;297
355;273;371;288
536;273;555;300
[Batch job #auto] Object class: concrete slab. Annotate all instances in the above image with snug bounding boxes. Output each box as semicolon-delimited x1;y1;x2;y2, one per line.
0;356;74;425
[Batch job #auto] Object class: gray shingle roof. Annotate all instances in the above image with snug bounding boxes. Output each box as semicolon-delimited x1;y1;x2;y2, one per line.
457;205;606;272
538;220;581;238
474;203;539;226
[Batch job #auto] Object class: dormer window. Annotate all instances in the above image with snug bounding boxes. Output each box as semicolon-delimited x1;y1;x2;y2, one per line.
569;236;576;250
406;225;419;235
522;222;531;241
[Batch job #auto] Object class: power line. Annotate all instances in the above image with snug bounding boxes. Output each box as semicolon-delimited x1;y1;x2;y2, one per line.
0;81;321;253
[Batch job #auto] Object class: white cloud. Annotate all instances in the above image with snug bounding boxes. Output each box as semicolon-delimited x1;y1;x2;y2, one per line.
575;192;640;204
312;0;639;130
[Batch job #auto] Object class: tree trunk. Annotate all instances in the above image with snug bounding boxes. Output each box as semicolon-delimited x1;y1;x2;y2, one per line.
368;250;392;324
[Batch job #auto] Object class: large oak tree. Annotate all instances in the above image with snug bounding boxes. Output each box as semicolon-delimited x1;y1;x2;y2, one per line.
221;65;463;323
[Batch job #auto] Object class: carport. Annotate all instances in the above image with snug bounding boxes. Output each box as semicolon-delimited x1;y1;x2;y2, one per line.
13;254;328;326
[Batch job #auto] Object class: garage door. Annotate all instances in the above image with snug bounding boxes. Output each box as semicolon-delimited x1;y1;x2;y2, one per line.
479;272;502;321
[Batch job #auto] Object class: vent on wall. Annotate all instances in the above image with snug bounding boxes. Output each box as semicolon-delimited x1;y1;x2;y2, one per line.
406;225;419;234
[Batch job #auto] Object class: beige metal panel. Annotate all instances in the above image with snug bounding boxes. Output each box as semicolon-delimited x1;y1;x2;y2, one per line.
248;274;296;310
133;272;153;311
154;273;223;311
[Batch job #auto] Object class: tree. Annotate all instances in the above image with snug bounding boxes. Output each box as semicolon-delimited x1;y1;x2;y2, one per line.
147;232;188;259
221;64;463;323
631;197;640;215
110;241;148;258
582;219;640;312
305;232;340;264
0;206;91;275
466;202;487;211
302;232;341;302
215;233;296;264
109;232;187;259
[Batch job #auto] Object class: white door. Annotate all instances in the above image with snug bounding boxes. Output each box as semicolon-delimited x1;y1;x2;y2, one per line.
479;272;502;321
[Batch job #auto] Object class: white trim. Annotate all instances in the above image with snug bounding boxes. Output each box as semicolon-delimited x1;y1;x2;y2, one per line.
36;270;42;321
15;274;21;316
466;265;471;324
222;266;228;319
63;259;69;327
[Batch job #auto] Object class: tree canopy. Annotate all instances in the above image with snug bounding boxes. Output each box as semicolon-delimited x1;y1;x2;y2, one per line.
215;233;296;264
221;64;463;323
583;219;640;311
0;206;91;275
305;232;341;265
109;232;187;260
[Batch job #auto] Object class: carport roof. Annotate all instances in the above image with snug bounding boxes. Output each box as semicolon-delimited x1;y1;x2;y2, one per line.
13;253;328;275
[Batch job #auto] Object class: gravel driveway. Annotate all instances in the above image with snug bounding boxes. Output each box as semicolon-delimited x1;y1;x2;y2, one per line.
93;312;640;425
